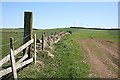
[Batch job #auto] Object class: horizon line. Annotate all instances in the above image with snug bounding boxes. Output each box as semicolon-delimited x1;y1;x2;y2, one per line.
0;26;119;29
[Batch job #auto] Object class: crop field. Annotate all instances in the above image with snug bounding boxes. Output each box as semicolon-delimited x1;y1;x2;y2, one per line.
0;28;119;79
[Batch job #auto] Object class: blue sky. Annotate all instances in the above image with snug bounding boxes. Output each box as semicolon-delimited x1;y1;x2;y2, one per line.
1;2;118;29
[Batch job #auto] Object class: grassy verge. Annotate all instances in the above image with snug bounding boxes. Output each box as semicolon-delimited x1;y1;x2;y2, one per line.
17;33;90;78
1;28;78;57
1;28;119;79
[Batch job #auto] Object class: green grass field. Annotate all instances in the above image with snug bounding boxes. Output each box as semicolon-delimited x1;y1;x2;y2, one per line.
0;28;119;79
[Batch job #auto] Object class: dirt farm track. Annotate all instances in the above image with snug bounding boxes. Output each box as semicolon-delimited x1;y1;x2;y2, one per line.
77;38;118;78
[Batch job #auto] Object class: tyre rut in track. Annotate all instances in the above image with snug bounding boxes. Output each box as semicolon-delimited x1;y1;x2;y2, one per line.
77;38;118;78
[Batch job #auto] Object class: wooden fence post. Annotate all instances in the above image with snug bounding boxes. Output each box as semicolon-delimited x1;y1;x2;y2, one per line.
23;12;33;58
10;38;17;80
42;33;44;51
34;34;36;64
48;35;50;46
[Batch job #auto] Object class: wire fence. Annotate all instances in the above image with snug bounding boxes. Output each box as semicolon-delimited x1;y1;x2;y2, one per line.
0;33;32;47
0;33;33;60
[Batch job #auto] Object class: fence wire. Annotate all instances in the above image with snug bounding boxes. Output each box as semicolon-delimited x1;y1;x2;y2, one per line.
0;33;32;47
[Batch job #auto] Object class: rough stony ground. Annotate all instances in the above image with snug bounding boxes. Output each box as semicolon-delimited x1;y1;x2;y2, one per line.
77;38;118;78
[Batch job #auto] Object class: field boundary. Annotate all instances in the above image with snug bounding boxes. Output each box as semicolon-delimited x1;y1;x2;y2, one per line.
0;34;36;79
0;31;70;79
0;11;70;79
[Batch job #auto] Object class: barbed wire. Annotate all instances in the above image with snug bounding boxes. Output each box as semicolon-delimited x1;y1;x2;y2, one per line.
0;31;31;40
0;51;10;57
0;33;33;47
0;32;23;40
0;31;64;47
0;39;18;47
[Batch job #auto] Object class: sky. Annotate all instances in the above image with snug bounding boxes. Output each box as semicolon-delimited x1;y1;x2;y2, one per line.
1;2;118;29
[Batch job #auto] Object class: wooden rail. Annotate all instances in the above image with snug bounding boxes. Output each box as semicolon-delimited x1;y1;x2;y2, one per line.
0;11;36;79
10;38;17;79
0;39;34;67
0;58;33;77
0;34;36;79
0;30;70;79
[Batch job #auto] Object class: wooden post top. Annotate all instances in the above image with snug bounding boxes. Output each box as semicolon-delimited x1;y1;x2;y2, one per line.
24;12;32;13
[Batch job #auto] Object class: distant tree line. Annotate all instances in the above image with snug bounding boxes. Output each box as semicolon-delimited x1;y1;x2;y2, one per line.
70;27;120;30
